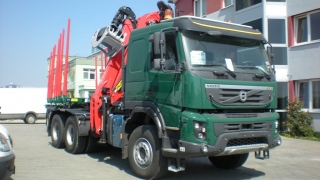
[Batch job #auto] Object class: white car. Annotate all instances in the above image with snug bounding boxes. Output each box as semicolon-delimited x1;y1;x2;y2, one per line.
0;125;15;179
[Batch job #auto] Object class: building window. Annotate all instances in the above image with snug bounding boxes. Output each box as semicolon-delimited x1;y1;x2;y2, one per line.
243;18;263;33
224;0;234;7
194;0;206;17
297;16;308;43
295;11;320;44
298;80;320;110
272;47;287;65
83;68;95;80
310;11;320;41
313;81;320;109
268;19;286;44
299;81;309;108
99;69;104;79
236;0;262;11
277;82;288;110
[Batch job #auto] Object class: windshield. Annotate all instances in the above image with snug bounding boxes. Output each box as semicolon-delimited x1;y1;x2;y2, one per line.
181;30;272;74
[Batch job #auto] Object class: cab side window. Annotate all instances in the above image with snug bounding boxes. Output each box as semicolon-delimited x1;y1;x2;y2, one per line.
150;32;178;70
164;33;178;70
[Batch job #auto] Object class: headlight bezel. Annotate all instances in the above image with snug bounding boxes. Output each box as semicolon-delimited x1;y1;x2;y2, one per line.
193;121;207;140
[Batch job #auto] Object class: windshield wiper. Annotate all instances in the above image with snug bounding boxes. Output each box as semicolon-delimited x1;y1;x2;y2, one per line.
237;66;271;80
206;64;237;78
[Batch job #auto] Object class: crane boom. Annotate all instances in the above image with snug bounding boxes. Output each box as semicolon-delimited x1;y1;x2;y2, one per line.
90;1;172;136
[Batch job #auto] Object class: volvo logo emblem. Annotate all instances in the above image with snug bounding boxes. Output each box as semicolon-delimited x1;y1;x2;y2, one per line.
239;91;247;102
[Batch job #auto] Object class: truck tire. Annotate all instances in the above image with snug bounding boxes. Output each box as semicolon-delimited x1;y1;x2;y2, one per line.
128;125;168;179
25;114;36;124
83;136;98;153
65;116;86;154
50;114;66;148
208;153;249;169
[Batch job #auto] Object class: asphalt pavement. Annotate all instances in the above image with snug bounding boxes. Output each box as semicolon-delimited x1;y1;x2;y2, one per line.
1;119;320;180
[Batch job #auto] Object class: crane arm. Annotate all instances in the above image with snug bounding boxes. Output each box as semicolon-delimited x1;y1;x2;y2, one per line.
90;1;172;136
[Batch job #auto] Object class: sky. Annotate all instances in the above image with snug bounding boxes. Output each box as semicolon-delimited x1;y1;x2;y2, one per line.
0;0;171;87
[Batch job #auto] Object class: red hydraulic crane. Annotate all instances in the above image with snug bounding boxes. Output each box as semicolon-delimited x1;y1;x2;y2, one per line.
90;2;173;138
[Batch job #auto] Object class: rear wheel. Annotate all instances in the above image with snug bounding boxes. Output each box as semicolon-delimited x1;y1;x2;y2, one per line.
50;114;66;148
25;114;36;124
83;136;99;153
65;116;86;154
208;153;249;169
128;125;168;179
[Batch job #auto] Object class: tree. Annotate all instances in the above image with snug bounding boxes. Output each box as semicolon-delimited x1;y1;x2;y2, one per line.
283;101;314;137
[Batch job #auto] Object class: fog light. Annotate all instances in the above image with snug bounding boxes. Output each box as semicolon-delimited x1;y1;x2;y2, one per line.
201;145;209;153
277;139;281;145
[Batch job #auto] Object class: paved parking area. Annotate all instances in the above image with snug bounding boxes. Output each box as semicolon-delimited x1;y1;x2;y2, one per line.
1;119;320;180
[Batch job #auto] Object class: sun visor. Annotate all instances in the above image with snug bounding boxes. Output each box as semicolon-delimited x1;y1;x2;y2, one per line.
173;16;266;41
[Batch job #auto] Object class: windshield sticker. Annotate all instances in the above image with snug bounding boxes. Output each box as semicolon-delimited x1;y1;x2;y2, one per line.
190;51;206;65
225;58;234;71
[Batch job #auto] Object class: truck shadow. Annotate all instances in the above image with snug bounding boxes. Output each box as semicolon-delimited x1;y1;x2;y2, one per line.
87;145;265;180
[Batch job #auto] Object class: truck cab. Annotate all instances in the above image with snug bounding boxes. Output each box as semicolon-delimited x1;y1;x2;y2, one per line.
123;16;280;173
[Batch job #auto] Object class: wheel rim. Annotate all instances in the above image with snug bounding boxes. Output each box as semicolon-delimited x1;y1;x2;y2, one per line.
52;121;59;141
133;138;153;169
27;116;35;123
66;125;74;145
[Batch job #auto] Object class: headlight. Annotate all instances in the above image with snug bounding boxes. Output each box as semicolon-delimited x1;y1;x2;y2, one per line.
0;133;10;152
194;123;200;129
275;120;279;133
193;121;206;140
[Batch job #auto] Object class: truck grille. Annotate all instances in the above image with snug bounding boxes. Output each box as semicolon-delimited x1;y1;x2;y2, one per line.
223;122;268;132
220;89;263;104
213;122;272;137
205;84;273;106
227;137;267;147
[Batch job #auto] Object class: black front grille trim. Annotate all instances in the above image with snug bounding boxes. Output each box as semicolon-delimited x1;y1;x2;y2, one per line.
213;121;272;137
227;137;267;147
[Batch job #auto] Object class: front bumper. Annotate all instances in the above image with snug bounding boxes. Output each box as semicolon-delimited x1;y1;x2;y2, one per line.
0;154;15;179
162;131;281;159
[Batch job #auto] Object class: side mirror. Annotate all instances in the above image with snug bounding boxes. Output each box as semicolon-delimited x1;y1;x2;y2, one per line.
149;32;166;57
266;46;275;73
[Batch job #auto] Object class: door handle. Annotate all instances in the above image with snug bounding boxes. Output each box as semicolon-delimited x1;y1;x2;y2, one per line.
146;89;153;95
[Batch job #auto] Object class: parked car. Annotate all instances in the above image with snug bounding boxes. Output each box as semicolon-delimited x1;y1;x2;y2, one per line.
0;125;15;180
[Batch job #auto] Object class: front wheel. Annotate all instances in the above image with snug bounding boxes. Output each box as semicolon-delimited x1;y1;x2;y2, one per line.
208;153;249;169
128;125;168;179
64;116;86;154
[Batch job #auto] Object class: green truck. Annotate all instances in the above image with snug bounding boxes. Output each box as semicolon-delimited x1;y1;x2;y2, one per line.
125;15;281;175
47;13;281;179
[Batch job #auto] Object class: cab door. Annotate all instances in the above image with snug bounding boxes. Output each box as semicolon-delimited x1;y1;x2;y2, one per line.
146;32;182;127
